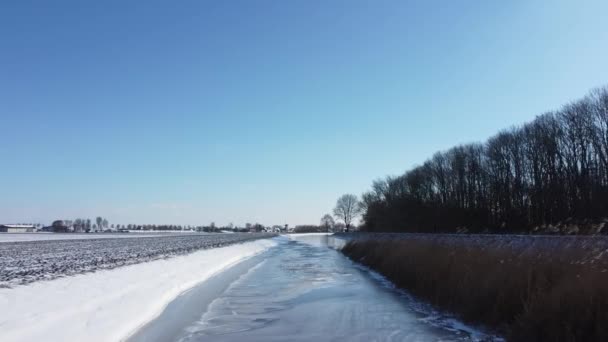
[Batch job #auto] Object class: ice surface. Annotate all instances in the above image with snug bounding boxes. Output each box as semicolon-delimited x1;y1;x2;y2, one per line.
169;235;494;342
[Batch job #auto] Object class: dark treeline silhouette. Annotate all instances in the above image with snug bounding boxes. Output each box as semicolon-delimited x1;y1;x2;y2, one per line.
362;86;608;233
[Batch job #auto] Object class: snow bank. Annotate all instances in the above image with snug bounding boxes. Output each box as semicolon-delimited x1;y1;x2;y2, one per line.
0;238;277;342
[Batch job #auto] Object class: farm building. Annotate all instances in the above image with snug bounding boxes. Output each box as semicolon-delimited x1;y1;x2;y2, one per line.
0;224;35;233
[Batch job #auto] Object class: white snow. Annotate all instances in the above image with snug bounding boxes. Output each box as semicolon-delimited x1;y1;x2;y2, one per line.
0;238;277;342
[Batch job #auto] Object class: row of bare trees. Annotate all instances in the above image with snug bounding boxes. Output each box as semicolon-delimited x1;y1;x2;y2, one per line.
361;86;608;233
72;217;108;232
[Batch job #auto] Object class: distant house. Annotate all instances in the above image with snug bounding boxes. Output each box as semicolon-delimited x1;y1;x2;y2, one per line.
0;224;35;233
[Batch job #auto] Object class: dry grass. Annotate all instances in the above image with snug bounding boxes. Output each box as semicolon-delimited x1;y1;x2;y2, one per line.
341;237;608;341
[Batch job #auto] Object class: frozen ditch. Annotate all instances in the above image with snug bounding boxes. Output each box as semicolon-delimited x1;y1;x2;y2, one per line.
130;234;497;342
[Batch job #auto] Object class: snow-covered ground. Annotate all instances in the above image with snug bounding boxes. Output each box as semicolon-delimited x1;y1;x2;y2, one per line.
0;238;278;342
0;233;275;287
0;231;228;244
0;232;172;243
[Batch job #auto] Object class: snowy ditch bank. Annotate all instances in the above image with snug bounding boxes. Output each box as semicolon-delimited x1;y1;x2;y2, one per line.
0;238;278;342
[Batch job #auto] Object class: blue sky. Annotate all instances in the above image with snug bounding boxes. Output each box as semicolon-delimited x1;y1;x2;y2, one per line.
1;0;607;226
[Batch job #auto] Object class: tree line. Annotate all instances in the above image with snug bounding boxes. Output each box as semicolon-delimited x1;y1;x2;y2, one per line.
70;217;209;232
361;86;608;234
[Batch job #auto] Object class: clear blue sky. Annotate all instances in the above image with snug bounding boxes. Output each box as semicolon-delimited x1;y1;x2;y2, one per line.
1;0;607;226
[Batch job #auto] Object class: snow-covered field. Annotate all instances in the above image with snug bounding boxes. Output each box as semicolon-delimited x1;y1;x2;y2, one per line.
0;232;174;243
0;233;276;287
0;237;278;342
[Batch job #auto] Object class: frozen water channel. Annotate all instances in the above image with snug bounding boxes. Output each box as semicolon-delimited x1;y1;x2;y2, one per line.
130;234;491;342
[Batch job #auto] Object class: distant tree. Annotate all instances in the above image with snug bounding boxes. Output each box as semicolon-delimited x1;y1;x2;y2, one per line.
320;214;335;232
335;222;346;232
96;217;103;231
253;223;264;232
86;219;92;232
51;220;69;233
333;194;363;231
357;85;608;234
73;218;84;232
294;225;323;233
102;218;108;229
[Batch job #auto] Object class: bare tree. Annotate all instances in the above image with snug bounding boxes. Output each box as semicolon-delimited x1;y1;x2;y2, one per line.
96;217;103;232
320;214;335;232
333;194;362;231
73;218;84;232
358;85;608;234
64;220;73;230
